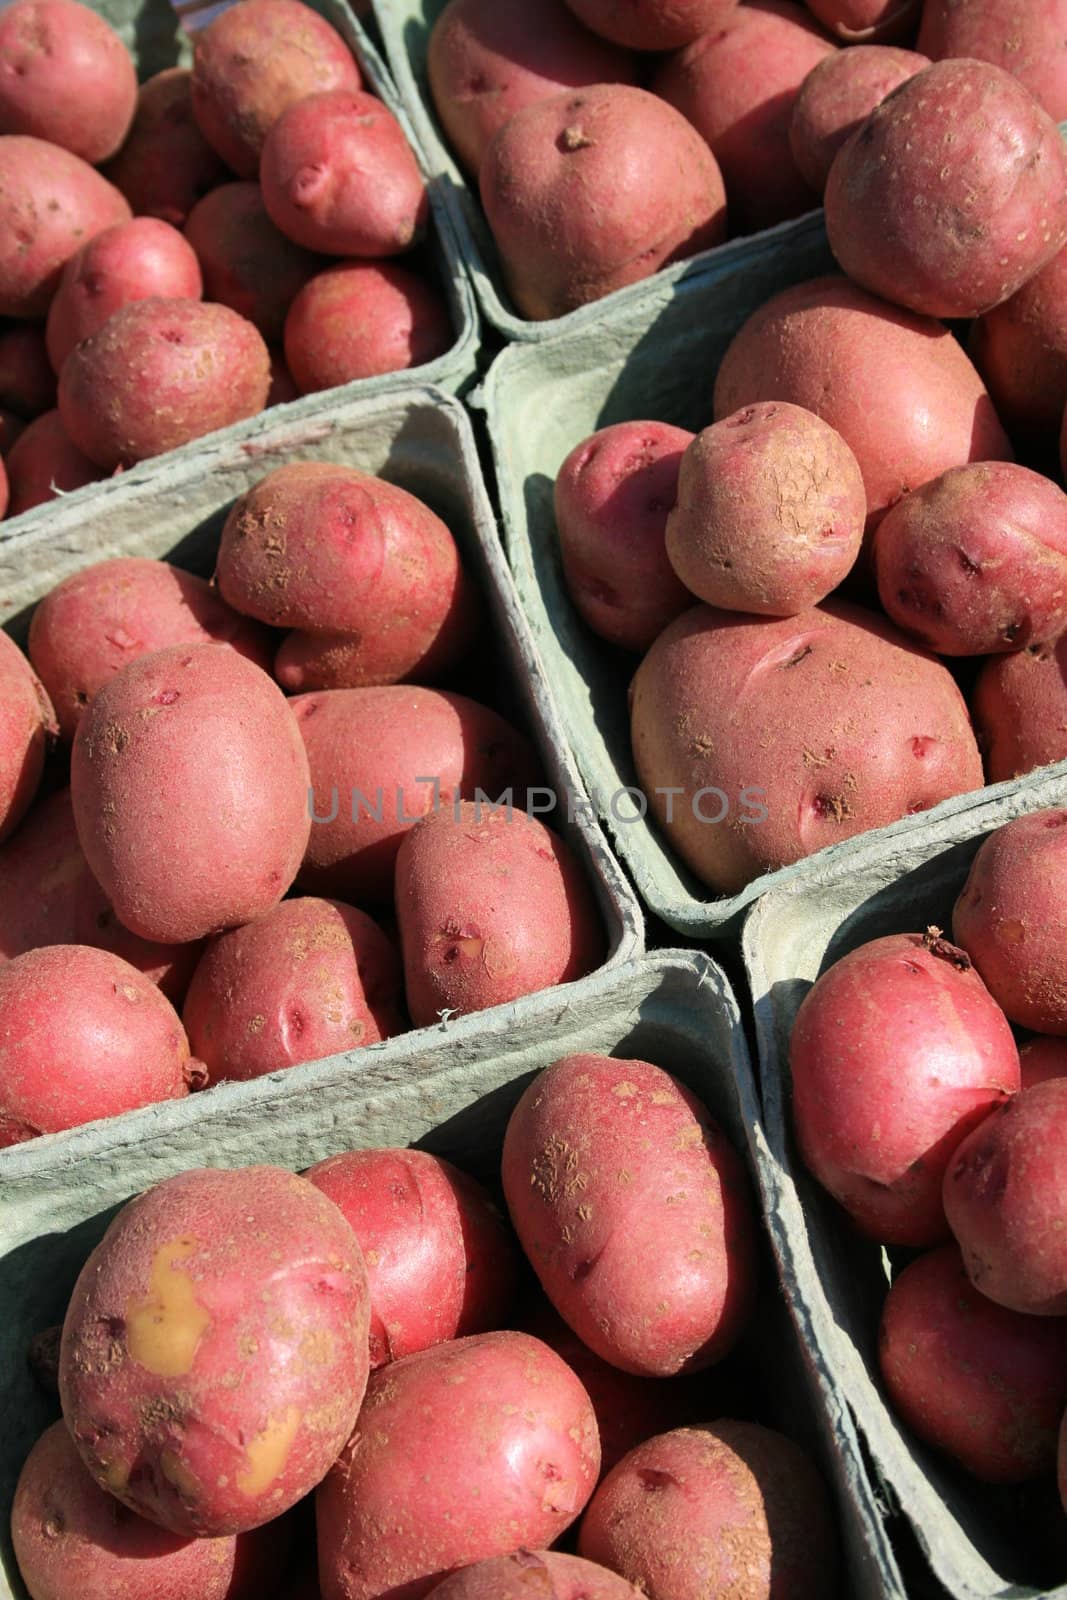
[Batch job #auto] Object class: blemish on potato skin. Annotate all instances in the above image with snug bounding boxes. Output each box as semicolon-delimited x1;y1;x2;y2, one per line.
126;1238;210;1377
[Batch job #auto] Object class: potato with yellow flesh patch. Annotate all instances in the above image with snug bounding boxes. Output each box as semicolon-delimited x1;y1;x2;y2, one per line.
59;1165;371;1536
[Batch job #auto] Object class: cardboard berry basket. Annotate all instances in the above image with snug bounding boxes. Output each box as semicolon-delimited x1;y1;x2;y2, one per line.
742;775;1067;1600
0;947;908;1600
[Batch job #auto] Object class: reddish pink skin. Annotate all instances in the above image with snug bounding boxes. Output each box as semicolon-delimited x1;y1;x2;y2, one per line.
825;61;1067;320
4;408;103;515
426;1553;640;1600
879;1244;1067;1482
395;802;604;1027
713;274;1013;529
1062;401;1067;481
560;0;736;49
315;1332;600;1600
60;1166;371;1537
182;897;405;1084
307;1147;519;1367
427;0;638;176
71;643;312;945
216;462;477;692
944;1080;1067;1315
554;421;694;652
292;686;541;905
12;1422;295;1600
953;809;1067;1033
0;0;137;163
805;0;919;40
0;136;131;317
653;2;835;234
0;407;25;454
481;85;727;321
29;556;273;740
969;244;1067;445
46;218;204;373
0;323;56;418
261;91;428;259
0;628;54;843
190;0;361;179
183;183;322;346
0;787;204;1002
284;261;452;392
577;1423;840;1600
504;1054;756;1377
58;297;271;470
789;45;930;192
102;69;228;230
1020;1036;1067;1090
0;944;195;1146
918;0;1067;122
874;463;1067;656
790;931;1020;1245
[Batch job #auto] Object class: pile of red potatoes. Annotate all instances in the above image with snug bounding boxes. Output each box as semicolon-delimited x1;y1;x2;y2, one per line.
0;0;453;518
10;1054;846;1600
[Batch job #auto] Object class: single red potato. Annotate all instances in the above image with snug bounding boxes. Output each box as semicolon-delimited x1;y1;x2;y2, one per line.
1020;1036;1067;1089
790;930;1021;1245
0;408;24;455
879;1244;1067;1482
805;0;919;40
71;643;311;945
315;1332;600;1600
953;809;1067;1033
0;944;197;1147
789;44;930;192
665;402;865;615
0;0;137;163
918;0;1067;122
11;1421;294;1600
182;897;405;1083
0;323;56;418
553;420;694;652
969;244;1067;446
502;1053;758;1376
284;261;452;391
183;183;321;346
944;1080;1067;1315
102;68;228;229
0;627;55;843
559;0;737;49
4;408;103;516
261;91;428;258
426;1554;641;1600
60;1165;372;1536
29;556;273;739
307;1147;519;1366
578;1422;840;1600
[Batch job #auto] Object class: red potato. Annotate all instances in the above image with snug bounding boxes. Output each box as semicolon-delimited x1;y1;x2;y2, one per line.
315;1331;600;1600
182;897;405;1084
553;421;694;653
191;0;361;178
427;0;638;177
261;91;428;258
307;1147;519;1366
0;136;131;318
560;0;736;49
102;68;228;229
71;642;311;945
0;627;55;843
183;184;321;346
0;944;198;1147
0;0;137;164
0;323;56;418
284;261;452;391
216;462;477;692
0;788;203;1002
268;351;300;407
60;1165;371;1536
58;298;270;470
28;556;274;741
503;1054;758;1376
652;1;835;235
293;686;540;905
578;1422;839;1600
630;601;984;896
789;44;930;192
4;408;103;515
1020;1036;1067;1089
953;809;1067;1033
805;0;919;40
825;61;1067;320
0;407;25;454
918;0;1067;122
879;1244;1067;1482
969;244;1067;446
480;85;727;320
395;801;604;1026
713;275;1013;528
665;403;865;615
789;929;1020;1245
944;1080;1067;1315
12;1421;293;1600
427;1554;641;1600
